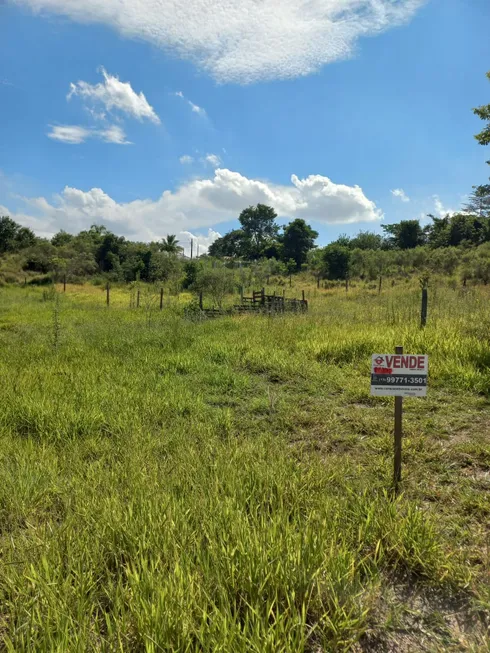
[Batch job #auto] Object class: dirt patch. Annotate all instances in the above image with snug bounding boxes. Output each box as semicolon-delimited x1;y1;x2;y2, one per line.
353;580;489;652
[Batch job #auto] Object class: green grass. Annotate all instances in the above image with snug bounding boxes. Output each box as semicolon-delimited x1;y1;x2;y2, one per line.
0;281;489;651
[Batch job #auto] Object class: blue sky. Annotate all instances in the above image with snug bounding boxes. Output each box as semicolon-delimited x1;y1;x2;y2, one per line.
1;0;489;253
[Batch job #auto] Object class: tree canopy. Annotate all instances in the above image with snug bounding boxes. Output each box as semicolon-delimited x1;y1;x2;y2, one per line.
281;219;318;270
382;220;425;249
238;204;279;258
0;216;36;253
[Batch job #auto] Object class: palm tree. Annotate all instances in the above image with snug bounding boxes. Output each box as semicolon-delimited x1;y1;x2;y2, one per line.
161;234;181;255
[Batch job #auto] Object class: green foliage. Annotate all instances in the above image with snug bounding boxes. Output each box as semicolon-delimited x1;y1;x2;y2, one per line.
51;230;74;246
238;204;279;258
182;260;200;289
160;234;181;254
322;244;351;280
208;229;248;258
281;218;318;269
195;266;235;307
0;216;36;253
463;184;490;218
473;70;490;152
349;230;384;250
382;220;426;249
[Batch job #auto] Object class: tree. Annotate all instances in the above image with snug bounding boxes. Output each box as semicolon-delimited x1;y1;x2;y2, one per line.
281;219;318;270
208;229;247;258
161;235;181;255
14;227;36;250
463;184;490;218
322;244;351;280
195;267;235;308
0;216;36;253
238;204;279;258
182;261;200;289
349;231;384;250
148;251;181;282
51;230;74;247
447;213;488;246
96;232;125;272
382;220;425;249
425;215;450;248
473;71;490;159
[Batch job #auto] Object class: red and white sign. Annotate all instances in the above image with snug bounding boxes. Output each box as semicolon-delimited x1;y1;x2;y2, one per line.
371;353;428;397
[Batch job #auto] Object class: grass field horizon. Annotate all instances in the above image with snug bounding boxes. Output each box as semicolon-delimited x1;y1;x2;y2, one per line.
0;278;489;651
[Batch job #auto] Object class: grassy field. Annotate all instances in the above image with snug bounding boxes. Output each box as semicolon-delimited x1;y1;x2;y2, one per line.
0;279;489;651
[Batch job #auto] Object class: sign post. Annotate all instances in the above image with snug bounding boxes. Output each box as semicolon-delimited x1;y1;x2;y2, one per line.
371;348;428;495
394;346;403;492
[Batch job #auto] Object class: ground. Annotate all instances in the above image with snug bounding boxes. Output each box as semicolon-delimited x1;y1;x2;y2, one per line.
0;279;488;651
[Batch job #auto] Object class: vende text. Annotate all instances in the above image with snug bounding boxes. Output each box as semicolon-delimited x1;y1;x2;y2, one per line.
383;355;425;370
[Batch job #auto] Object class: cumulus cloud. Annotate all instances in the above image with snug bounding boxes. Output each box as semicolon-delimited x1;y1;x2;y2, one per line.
174;91;206;116
6;168;381;241
178;229;222;257
15;0;425;83
179;155;194;164
204;154;221;167
47;124;131;145
68;67;160;124
432;195;456;218
391;188;410;202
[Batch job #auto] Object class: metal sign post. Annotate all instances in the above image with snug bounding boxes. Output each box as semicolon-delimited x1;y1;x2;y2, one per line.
371;348;429;495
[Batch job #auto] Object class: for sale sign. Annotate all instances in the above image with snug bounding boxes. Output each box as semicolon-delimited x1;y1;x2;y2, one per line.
371;354;428;397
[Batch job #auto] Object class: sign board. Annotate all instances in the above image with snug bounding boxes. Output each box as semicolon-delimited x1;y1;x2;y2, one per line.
371;353;428;397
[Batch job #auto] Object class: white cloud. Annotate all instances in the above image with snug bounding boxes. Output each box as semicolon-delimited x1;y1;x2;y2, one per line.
391;188;410;202
6;168;381;241
47;125;92;144
99;125;131;144
16;0;426;83
68;67;160;124
204;154;221;167
189;101;206;116
179;155;194;164
432;195;456;218
47;124;131;145
178;229;222;256
174;91;206;116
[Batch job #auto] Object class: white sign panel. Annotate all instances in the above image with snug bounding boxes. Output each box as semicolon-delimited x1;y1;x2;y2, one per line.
371;354;428;397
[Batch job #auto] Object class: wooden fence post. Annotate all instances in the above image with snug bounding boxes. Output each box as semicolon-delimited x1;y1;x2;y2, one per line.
345;277;349;293
199;291;203;310
137;290;140;309
63;275;66;293
394;345;404;495
421;288;428;327
378;276;382;295
261;287;265;306
160;288;164;310
317;275;320;289
106;282;110;306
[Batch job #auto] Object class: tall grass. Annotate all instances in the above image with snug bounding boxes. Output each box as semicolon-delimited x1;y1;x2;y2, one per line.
0;280;488;650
